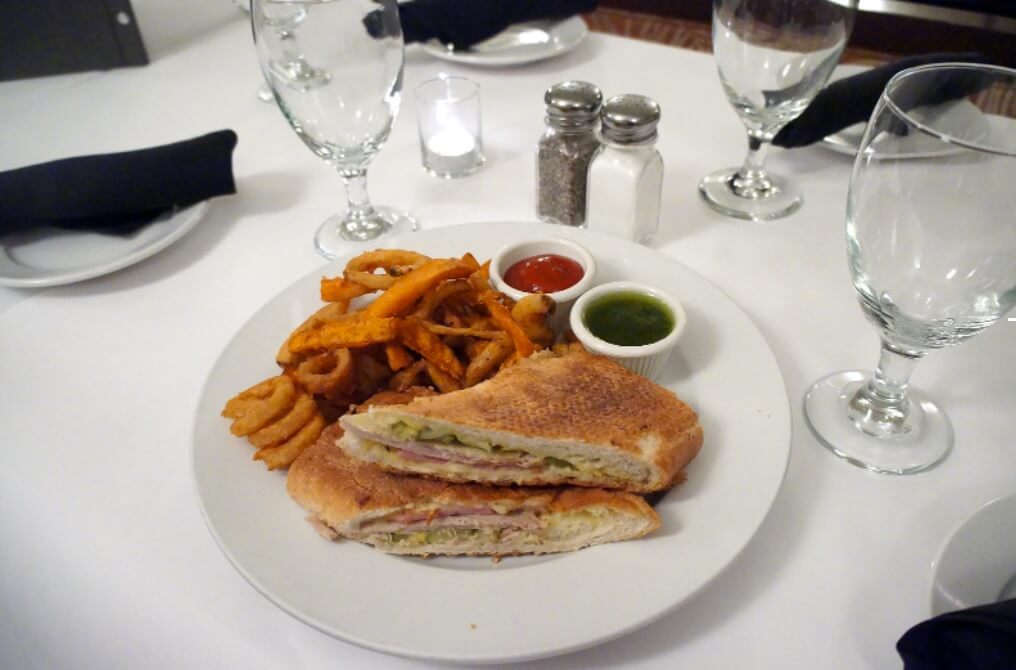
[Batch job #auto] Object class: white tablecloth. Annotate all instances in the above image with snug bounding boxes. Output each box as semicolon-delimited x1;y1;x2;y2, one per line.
1;17;1013;670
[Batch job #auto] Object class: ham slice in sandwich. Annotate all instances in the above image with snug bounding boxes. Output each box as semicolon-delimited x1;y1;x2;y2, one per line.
338;351;703;494
287;423;661;556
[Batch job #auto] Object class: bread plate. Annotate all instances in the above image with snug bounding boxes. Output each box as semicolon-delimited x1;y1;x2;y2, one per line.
419;16;588;67
0;201;208;288
192;222;791;663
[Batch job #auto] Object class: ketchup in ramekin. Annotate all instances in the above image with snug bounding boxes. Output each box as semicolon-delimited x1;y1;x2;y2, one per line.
503;254;584;294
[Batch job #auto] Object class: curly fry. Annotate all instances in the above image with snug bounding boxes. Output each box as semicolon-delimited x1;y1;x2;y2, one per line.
291;348;355;395
254;413;326;470
344;250;431;290
248;393;319;448
221;376;297;437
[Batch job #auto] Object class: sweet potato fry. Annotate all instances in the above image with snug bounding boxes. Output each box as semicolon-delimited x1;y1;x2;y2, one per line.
398;318;465;379
482;293;535;358
276;302;350;366
388;359;427;391
288;317;399;353
410;279;472;320
425;362;463;393
320;276;372;302
384;342;415;371
464;334;513;386
423;323;502;339
364;259;474;318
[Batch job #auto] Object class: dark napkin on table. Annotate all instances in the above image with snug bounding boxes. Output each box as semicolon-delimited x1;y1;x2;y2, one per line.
898;599;1016;670
0;130;238;237
394;0;598;50
772;52;992;149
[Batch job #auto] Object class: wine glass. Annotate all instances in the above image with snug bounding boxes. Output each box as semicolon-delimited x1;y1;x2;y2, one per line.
699;0;857;221
804;63;1016;475
251;0;418;258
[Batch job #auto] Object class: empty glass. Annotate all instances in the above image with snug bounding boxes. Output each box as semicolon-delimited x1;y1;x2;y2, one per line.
251;0;417;258
699;0;857;221
804;63;1016;474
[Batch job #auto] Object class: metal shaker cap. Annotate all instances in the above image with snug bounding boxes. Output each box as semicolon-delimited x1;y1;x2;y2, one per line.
544;81;603;126
600;94;661;144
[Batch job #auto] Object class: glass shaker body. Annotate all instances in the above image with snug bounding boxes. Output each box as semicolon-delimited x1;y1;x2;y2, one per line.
585;94;663;245
535;81;603;227
586;141;663;244
536;120;600;227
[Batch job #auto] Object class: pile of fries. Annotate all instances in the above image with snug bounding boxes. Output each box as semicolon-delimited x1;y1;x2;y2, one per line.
222;248;570;470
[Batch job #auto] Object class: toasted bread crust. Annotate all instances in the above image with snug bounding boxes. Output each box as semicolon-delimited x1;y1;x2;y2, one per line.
287;424;660;531
365;351;704;490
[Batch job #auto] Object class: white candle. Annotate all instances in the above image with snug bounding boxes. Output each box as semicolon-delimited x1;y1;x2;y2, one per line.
426;124;476;157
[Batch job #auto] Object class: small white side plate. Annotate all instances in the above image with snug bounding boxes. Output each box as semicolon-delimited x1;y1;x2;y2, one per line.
420;16;588;67
931;494;1016;615
0;201;208;288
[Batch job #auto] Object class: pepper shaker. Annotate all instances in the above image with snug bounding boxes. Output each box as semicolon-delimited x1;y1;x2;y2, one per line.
586;95;663;245
536;81;603;227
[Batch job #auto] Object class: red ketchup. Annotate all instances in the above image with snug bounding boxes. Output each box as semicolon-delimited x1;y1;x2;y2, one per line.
503;254;584;294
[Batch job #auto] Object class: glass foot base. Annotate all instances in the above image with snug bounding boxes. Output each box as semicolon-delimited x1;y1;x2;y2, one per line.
804;370;953;475
698;168;802;221
314;207;419;260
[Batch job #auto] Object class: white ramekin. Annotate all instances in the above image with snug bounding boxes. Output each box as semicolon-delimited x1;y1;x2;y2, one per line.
569;281;686;381
491;236;596;334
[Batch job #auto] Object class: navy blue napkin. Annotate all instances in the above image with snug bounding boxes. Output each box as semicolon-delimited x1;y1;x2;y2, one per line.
0;130;238;237
397;0;598;49
773;53;992;149
898;599;1016;670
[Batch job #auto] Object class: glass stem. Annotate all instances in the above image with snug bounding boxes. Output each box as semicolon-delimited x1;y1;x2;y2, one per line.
731;133;775;199
847;340;925;439
339;167;382;240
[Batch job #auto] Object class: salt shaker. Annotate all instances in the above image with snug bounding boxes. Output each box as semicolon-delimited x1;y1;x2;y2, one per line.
586;95;663;244
536;81;603;227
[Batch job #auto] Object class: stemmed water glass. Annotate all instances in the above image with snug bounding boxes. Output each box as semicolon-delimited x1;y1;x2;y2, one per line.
251;0;417;258
804;63;1016;475
700;0;857;221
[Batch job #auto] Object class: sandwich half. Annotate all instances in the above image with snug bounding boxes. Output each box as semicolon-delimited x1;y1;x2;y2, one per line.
287;424;661;556
337;351;703;493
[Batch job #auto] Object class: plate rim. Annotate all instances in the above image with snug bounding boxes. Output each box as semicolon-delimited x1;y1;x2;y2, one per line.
419;16;589;67
0;200;209;288
192;221;792;663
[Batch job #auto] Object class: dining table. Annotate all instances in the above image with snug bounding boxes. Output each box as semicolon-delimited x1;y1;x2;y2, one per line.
1;13;1014;670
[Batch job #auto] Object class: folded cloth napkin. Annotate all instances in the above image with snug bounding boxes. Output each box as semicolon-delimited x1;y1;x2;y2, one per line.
898;599;1016;670
0;130;238;237
396;0;598;49
772;53;992;148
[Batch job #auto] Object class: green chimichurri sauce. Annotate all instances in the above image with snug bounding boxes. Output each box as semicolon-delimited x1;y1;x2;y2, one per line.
583;291;674;346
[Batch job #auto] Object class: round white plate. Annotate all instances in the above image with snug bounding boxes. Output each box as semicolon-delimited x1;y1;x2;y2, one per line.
192;222;791;664
0;201;209;288
820;65;990;159
931;494;1016;616
419;16;588;67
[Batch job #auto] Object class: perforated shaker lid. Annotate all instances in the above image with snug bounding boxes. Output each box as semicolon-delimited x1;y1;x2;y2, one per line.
600;94;661;144
544;81;603;125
